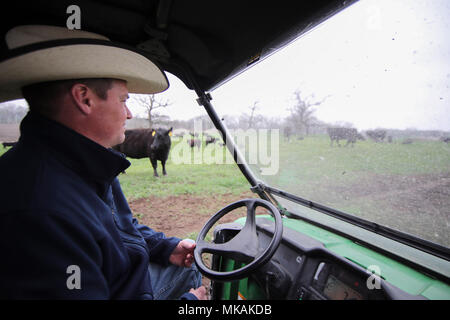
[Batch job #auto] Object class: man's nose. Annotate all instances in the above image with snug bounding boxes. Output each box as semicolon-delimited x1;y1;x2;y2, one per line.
125;105;133;119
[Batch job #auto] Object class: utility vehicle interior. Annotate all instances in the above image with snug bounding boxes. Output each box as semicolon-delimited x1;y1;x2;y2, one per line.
1;0;449;300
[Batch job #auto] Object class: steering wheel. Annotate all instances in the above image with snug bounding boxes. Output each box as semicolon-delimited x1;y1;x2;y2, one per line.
194;198;283;281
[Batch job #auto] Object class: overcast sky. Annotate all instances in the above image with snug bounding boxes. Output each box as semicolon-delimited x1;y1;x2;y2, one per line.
2;0;449;131
129;0;450;131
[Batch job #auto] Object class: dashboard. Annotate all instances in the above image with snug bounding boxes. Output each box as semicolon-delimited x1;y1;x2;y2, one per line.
210;217;426;300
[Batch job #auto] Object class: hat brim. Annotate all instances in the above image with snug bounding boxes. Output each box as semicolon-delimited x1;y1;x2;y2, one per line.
0;40;169;103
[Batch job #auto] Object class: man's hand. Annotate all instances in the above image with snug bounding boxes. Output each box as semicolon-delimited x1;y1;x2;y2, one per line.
169;240;207;300
189;286;208;300
169;239;196;267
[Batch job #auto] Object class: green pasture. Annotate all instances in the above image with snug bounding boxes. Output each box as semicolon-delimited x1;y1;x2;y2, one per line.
262;135;450;186
118;155;250;200
1;136;449;201
116;136;251;199
251;135;450;246
1;134;449;245
0;141;251;200
2;135;449;197
116;135;449;246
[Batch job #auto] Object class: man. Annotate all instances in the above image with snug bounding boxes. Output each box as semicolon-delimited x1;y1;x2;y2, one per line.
0;25;206;299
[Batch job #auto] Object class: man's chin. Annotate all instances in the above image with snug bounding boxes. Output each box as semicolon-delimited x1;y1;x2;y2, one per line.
109;134;125;149
117;134;126;146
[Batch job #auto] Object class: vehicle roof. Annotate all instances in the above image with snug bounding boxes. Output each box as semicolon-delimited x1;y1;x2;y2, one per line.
0;0;357;91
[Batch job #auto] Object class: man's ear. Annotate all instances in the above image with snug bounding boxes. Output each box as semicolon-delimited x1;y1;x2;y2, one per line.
70;83;93;115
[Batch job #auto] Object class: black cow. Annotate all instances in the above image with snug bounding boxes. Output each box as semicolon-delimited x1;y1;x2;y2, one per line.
205;136;217;145
113;127;172;177
187;139;201;149
366;129;386;142
327;127;362;147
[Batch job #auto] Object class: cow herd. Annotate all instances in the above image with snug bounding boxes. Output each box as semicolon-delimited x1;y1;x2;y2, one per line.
185;133;217;150
326;128;393;147
111;126;396;177
326;127;364;147
112;129;222;177
2;126;449;177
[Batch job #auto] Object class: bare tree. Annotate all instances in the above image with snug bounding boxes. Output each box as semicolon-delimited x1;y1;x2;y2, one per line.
287;90;329;136
236;101;261;129
132;94;171;128
248;101;259;129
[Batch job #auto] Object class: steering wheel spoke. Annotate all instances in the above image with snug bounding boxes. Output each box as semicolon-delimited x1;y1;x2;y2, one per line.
242;199;258;233
196;237;257;263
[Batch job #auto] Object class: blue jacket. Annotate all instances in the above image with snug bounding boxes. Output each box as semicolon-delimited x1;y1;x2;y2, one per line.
0;111;196;299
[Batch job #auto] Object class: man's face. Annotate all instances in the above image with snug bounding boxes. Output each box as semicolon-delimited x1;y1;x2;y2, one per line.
90;80;132;148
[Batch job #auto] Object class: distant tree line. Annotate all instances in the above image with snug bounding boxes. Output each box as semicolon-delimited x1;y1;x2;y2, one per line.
0;103;27;123
3;92;446;142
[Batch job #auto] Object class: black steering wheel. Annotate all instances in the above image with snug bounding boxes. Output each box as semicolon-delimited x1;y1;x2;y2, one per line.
194;198;283;281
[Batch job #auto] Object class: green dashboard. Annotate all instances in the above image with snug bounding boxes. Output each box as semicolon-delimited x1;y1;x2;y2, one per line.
212;215;450;300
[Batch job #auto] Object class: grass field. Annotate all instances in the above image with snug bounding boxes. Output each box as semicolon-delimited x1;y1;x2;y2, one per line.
105;136;450;246
249;136;450;246
262;135;450;185
118;153;250;200
0;141;251;201
1;135;449;246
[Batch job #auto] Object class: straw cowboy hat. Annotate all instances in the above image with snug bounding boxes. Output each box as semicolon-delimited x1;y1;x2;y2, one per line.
0;25;169;103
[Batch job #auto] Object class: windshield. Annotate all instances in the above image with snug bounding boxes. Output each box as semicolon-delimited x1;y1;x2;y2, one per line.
209;0;450;248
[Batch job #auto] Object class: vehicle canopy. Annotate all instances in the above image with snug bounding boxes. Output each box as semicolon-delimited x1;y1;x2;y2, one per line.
0;0;356;92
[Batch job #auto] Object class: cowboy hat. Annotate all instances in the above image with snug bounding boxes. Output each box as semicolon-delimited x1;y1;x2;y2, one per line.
0;25;169;103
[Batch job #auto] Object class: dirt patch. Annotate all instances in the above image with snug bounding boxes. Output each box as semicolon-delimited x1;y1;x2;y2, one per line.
313;172;450;246
129;191;255;238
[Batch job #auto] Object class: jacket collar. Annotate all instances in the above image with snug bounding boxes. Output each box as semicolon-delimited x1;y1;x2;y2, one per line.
19;111;130;183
